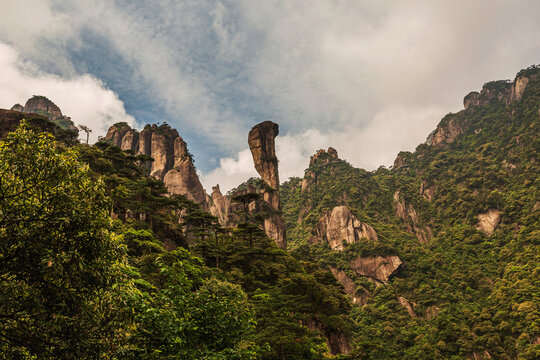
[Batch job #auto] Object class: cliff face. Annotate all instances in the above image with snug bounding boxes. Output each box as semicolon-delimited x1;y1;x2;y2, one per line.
105;123;207;205
248;121;286;249
311;205;378;250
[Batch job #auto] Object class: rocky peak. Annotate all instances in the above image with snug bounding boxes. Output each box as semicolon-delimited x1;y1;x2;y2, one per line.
104;122;207;205
23;95;63;119
248;121;279;189
10;95;77;132
11;104;23;112
311;205;378;251
431;68;539;146
208;185;231;225
248;121;286;249
309;147;339;167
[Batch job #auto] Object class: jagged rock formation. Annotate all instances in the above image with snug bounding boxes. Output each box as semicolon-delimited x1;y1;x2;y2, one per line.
330;267;371;305
11;95;78;132
105;123;207;205
429;71;537;146
393;191;432;244
248;121;286;249
302;318;351;355
476;209;501;236
349;255;402;284
208;185;231;225
311;205;378;250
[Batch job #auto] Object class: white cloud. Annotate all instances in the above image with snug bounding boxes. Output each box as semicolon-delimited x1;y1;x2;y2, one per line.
1;0;540;190
202;104;446;192
0;42;135;142
200;149;257;193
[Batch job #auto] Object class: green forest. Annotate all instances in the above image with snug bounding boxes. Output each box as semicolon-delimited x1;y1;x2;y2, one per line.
1;66;539;359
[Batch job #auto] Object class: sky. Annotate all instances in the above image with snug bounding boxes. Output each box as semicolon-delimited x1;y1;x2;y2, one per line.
0;0;539;192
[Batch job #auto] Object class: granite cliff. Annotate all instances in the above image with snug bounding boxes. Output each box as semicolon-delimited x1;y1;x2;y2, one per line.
105;123;207;205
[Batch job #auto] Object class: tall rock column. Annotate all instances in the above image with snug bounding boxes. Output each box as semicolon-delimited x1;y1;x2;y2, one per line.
248;121;286;249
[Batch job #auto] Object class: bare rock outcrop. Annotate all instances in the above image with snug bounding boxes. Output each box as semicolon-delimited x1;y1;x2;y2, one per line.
476;209;501;236
11;95;78;132
312;206;378;250
208;185;231;225
430;71;536;147
302;318;351;355
23;95;63;119
511;76;530;102
427;114;465;146
248;121;286;249
397;296;417;317
330;267;371;305
349;255;402;284
105;123;207;205
393;191;432;244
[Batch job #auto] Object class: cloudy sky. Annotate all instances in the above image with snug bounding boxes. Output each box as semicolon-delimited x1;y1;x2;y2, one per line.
1;0;539;191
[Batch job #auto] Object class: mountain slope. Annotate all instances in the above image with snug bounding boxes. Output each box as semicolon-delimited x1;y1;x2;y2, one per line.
281;65;540;359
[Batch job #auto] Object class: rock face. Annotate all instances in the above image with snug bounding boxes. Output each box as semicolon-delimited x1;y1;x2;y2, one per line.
393;191;432;244
208;185;231;225
428;114;465;146
330;267;371;306
476;209;501;236
430;74;536;146
511;76;530;101
22;95;63;119
105;123;207;205
302;318;351;355
248;121;286;249
312;205;378;250
349;256;402;284
11;95;78;132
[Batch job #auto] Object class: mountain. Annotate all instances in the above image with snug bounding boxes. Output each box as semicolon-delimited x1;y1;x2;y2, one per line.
280;65;540;359
1;65;538;359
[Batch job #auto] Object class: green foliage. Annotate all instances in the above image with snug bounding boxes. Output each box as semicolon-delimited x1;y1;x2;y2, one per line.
0;122;133;358
281;68;540;359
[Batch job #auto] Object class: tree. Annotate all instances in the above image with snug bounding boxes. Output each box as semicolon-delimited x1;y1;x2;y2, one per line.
0;122;133;358
78;124;92;144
